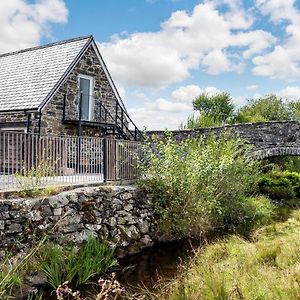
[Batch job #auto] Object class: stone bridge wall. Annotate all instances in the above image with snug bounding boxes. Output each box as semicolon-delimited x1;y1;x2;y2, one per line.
0;186;156;257
148;121;300;158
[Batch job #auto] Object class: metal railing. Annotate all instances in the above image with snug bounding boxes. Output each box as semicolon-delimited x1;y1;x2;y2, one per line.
0;131;142;191
104;139;142;181
63;93;143;141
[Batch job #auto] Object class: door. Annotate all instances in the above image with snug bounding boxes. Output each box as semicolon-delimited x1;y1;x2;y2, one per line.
79;75;93;121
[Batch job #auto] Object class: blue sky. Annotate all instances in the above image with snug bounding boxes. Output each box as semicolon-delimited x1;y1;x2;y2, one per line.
1;0;300;129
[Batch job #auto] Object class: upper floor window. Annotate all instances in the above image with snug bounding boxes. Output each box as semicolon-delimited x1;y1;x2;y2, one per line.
78;74;94;121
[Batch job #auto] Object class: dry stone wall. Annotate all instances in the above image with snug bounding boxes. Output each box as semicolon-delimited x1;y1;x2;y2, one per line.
0;186;156;257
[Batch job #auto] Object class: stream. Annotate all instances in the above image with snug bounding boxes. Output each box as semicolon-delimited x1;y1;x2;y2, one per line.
38;238;204;299
117;238;203;290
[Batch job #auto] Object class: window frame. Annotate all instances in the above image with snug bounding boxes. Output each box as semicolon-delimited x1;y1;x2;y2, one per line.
78;74;94;121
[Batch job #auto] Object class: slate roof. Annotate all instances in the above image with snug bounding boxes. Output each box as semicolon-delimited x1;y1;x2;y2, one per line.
0;36;92;112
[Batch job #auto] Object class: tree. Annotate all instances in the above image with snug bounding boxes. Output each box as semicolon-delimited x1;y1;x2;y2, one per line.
193;92;235;123
235;95;298;123
288;100;300;121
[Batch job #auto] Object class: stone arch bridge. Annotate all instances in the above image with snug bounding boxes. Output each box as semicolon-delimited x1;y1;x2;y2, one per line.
148;121;300;159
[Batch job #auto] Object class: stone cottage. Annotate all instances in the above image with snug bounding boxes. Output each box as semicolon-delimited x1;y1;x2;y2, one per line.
0;35;140;140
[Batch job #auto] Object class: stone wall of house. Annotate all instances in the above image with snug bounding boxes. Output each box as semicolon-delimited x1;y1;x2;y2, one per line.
0;112;27;131
36;45;120;136
148;121;300;159
0;186;156;257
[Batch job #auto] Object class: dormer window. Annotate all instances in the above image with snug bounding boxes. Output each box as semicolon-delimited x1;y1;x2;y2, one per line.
79;74;94;121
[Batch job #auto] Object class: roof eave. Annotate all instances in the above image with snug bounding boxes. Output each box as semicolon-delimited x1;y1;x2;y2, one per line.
89;38;127;112
0;107;39;114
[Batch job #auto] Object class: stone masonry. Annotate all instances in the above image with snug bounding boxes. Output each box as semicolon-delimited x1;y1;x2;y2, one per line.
0;186;156;257
148;121;300;159
39;45;119;136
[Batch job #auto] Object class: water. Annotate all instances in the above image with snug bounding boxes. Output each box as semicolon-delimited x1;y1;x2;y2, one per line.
117;238;203;291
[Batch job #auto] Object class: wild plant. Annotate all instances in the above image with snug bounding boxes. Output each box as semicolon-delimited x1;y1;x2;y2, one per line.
138;132;266;237
15;157;59;197
40;237;118;289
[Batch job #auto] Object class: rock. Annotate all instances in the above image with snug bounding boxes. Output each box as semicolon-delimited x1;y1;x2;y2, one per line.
120;192;132;200
124;204;133;211
59;215;81;232
112;198;123;206
25;273;47;286
78;194;86;202
53;208;62;216
49;195;69;209
67;192;78;203
41;205;53;217
7;223;22;233
141;235;153;246
0;185;156;257
117;217;126;225
0;205;9;212
118;210;130;216
121;225;140;240
124;215;135;224
27;210;43;222
62;223;79;233
85;224;102;231
137;220;150;234
120;240;129;247
108;217;117;227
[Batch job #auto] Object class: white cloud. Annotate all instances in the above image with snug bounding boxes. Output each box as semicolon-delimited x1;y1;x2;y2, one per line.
256;0;298;23
0;0;68;54
171;84;203;102
252;0;300;80
247;84;259;91
98;1;275;88
145;98;191;113
128;84;223;129
277;86;300;100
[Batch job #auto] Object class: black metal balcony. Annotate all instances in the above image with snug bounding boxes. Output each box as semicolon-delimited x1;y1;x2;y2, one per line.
62;93;143;141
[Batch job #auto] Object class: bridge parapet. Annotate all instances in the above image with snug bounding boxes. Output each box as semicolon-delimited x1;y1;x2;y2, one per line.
147;121;300;159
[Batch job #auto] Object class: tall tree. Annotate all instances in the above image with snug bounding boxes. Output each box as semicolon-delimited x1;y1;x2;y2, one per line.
193;92;235;122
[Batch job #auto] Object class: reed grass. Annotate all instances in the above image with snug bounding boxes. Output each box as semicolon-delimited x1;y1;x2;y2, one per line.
151;209;300;300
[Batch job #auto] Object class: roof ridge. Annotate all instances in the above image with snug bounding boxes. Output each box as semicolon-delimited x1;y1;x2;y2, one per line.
0;35;93;59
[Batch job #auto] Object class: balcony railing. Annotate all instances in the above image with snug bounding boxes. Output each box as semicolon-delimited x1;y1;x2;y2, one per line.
63;93;143;141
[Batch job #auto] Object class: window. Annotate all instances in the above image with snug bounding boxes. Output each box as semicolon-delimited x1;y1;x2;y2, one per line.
78;74;94;121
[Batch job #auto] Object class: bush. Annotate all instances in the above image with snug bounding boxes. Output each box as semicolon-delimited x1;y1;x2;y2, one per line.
139;132;265;237
224;195;274;235
258;170;300;203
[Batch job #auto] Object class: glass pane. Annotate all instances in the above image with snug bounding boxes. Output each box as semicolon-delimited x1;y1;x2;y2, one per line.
79;78;90;120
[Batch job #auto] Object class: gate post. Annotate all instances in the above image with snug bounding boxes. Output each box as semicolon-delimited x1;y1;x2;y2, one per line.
103;137;107;182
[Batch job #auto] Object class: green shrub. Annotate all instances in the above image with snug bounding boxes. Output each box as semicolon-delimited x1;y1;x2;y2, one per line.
258;170;300;203
139;132;263;237
223;195;274;235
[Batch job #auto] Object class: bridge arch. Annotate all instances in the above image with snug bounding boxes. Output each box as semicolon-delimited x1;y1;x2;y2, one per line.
253;147;300;159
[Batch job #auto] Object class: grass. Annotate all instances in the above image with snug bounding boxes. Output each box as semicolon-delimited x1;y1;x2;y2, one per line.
40;236;118;288
0;237;118;299
151;208;300;300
